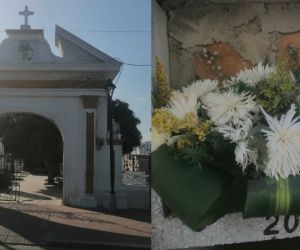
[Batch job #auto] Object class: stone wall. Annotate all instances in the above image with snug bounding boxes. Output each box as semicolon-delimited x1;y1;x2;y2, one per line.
160;0;300;88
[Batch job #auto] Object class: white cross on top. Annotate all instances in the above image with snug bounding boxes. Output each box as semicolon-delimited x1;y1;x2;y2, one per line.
19;6;34;30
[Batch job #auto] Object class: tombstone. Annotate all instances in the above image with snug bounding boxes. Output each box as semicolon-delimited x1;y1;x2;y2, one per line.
0;6;125;208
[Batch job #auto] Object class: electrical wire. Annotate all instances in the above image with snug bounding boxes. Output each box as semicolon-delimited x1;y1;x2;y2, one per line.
121;62;151;67
114;57;151;67
111;57;150;86
0;29;150;33
68;29;150;33
114;63;124;86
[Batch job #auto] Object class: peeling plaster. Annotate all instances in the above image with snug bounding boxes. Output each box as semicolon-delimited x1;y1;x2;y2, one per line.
167;1;300;86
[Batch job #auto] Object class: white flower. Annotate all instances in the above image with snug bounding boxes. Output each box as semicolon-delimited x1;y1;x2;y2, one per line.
235;62;274;86
182;79;218;101
166;135;183;146
167;89;199;120
151;127;168;152
261;104;300;179
202;89;257;126
217;118;252;142
235;140;257;171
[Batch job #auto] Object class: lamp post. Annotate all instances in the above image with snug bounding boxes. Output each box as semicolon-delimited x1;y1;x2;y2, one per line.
104;79;116;211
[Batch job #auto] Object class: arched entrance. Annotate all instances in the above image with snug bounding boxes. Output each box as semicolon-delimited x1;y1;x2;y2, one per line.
0;112;64;205
0;17;122;208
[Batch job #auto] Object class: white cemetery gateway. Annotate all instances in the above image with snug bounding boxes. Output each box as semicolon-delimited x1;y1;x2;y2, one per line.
0;7;150;209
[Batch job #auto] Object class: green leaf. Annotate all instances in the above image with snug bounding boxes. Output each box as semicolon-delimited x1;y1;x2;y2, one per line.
151;145;246;231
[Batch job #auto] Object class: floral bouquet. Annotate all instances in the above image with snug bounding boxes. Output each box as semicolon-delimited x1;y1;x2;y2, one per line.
152;58;300;231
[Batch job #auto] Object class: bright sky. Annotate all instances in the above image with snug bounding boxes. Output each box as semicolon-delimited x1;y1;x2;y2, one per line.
0;0;151;141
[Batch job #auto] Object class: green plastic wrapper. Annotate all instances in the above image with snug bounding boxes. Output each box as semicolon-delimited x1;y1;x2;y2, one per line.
244;176;300;218
151;144;245;231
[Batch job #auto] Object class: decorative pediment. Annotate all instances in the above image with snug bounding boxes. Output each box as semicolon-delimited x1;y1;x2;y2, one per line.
0;25;122;88
55;25;121;66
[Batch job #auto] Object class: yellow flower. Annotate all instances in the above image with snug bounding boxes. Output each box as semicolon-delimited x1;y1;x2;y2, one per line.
154;57;171;107
179;112;199;129
176;137;191;149
192;121;212;142
152;109;180;135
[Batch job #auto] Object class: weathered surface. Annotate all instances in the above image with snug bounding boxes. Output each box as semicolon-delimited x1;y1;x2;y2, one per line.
278;32;300;68
195;42;253;81
166;1;300;87
152;0;170;77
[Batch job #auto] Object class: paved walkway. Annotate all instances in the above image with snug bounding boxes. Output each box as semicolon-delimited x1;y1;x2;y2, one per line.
19;173;62;206
0;173;150;249
0;203;151;249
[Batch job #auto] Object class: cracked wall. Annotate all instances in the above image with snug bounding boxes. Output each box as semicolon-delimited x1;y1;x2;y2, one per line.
166;1;300;88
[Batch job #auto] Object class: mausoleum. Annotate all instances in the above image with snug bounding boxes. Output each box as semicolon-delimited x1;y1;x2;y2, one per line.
0;6;149;209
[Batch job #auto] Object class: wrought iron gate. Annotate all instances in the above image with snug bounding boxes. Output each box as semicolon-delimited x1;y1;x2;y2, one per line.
0;155;21;202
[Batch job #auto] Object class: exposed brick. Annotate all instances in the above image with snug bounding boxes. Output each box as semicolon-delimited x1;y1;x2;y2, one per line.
278;32;300;68
195;42;253;80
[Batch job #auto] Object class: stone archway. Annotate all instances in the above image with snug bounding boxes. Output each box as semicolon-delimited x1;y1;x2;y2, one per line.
0;111;64;204
0;88;107;207
0;15;122;208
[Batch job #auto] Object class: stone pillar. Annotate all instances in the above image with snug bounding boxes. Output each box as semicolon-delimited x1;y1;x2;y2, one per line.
81;95;99;207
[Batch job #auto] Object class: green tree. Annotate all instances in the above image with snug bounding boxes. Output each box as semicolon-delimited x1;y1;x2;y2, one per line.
0;114;63;184
113;99;142;154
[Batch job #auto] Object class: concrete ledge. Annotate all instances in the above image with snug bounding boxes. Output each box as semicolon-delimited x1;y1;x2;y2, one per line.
152;189;300;249
102;187;150;210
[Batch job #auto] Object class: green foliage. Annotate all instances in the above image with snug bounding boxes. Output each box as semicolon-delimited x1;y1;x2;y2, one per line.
175;131;240;176
113;99;142;154
256;60;300;115
222;80;255;94
0;173;12;192
292;69;300;83
177;145;210;169
0;114;63;179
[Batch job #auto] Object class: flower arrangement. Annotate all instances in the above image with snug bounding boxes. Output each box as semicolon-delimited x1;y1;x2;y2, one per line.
152;58;300;231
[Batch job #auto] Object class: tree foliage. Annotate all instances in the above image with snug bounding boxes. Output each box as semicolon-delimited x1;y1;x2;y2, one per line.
113;99;142;154
0;114;63;182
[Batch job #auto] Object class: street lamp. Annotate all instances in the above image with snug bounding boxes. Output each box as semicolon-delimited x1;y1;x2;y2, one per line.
104;79;116;211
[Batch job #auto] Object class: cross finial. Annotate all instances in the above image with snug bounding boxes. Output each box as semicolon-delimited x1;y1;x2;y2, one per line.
19;6;34;30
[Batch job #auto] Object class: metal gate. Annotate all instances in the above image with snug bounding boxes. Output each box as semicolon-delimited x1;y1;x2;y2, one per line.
123;154;150;186
0;155;21;202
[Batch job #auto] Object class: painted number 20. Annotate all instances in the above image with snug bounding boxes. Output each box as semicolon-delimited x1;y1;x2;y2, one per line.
263;216;299;235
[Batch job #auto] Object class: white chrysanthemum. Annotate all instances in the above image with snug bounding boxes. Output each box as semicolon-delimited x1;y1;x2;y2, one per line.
235;140;257;171
217;118;252;142
261;104;300;179
151;127;168;152
166;135;183;146
203;89;257;126
235;62;274;86
167;90;199;119
182;79;218;101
